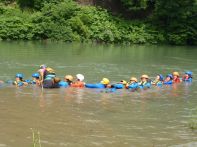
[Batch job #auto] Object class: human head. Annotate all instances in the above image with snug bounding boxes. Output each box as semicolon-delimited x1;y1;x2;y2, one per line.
39;64;47;69
15;73;24;81
120;80;127;85
76;74;84;82
64;75;73;82
141;75;149;82
173;71;180;79
185;71;192;78
32;73;40;80
165;74;173;82
130;77;138;83
156;74;164;81
101;78;110;85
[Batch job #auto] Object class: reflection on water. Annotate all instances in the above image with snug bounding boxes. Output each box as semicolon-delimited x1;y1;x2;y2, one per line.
0;41;197;147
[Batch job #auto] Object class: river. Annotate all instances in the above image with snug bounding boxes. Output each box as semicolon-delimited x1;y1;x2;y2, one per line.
0;41;197;147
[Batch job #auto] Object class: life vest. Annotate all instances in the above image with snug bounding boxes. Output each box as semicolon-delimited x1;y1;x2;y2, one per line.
182;77;192;82
110;83;124;89
44;67;56;80
127;82;139;89
58;81;69;87
152;80;163;86
138;81;151;89
13;81;24;87
163;80;173;85
71;81;85;88
85;83;106;88
173;78;181;83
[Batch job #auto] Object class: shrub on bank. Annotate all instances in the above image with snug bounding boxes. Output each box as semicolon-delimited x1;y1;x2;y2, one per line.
0;1;195;45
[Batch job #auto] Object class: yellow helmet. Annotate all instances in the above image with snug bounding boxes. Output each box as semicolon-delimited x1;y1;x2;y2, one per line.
173;72;179;76
120;80;127;85
130;77;138;82
101;78;110;85
141;74;149;79
65;75;73;81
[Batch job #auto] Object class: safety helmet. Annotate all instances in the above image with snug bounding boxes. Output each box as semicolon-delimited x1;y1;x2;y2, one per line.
76;74;84;81
120;80;127;85
39;64;47;69
101;78;110;85
65;75;73;81
158;74;164;81
166;74;173;79
141;75;149;79
173;71;180;77
130;77;138;82
15;73;24;78
185;71;192;77
32;73;40;78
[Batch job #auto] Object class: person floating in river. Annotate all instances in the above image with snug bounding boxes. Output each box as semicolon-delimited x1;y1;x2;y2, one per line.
151;74;164;86
126;77;139;90
138;75;151;89
164;74;173;85
38;64;58;88
182;71;192;82
64;75;73;86
172;71;181;83
71;74;85;88
31;73;41;85
13;73;28;87
85;78;110;88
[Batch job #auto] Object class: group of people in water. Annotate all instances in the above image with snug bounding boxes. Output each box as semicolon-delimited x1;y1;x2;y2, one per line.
1;65;193;91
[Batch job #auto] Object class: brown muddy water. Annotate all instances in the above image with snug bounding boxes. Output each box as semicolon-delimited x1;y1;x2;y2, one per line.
0;41;197;147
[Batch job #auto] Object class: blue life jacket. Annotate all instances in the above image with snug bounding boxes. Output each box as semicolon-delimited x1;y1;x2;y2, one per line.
182;77;192;82
58;81;69;87
111;83;124;89
128;82;139;89
24;79;31;84
139;82;151;89
163;80;173;85
156;81;163;86
85;83;106;89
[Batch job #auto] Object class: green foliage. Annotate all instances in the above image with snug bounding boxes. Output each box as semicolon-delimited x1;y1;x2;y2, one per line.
0;0;196;45
121;0;149;10
153;0;197;45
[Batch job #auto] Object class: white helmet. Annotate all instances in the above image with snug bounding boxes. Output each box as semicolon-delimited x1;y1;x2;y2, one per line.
76;74;84;81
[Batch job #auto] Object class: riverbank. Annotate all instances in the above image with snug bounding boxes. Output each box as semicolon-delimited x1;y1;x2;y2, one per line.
0;0;196;45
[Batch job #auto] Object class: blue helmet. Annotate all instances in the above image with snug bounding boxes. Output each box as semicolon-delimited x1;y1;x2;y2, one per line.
32;73;40;78
185;71;192;77
166;74;173;79
15;73;24;78
158;74;164;81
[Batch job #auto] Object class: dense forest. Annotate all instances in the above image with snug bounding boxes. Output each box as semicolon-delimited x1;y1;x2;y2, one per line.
0;0;196;45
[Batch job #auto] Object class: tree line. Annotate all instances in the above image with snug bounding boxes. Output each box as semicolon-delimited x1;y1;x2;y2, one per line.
0;0;196;45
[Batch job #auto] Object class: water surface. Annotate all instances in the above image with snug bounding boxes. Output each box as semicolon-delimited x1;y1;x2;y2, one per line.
0;41;197;147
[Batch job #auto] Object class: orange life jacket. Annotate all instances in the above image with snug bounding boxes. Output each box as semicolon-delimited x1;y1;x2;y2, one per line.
71;81;85;88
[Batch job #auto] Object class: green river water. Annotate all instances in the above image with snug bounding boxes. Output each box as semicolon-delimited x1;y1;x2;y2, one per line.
0;41;197;147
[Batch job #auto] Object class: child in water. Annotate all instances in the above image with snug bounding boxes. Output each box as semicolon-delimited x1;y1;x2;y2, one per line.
13;73;28;87
138;75;151;89
126;77;139;90
182;71;192;82
151;74;164;86
71;74;85;88
172;71;181;83
164;74;173;85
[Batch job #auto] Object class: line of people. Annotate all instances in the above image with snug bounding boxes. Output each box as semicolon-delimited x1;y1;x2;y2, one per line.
3;65;193;91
